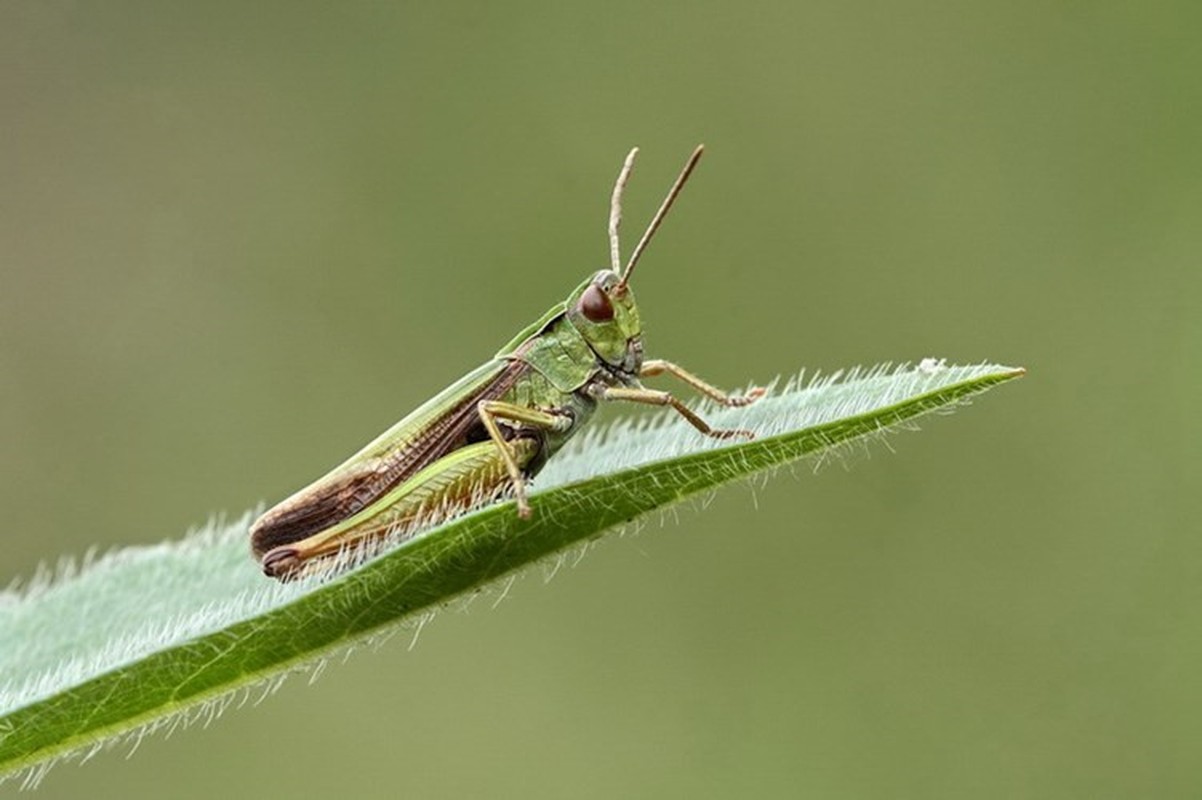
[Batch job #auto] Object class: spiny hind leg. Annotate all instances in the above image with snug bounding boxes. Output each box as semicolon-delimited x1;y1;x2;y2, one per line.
477;400;571;518
639;359;765;407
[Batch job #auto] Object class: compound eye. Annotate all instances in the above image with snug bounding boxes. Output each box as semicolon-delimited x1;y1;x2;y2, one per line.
580;284;614;322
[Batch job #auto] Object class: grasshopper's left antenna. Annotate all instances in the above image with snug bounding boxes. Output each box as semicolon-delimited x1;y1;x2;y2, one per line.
618;144;705;292
609;147;639;273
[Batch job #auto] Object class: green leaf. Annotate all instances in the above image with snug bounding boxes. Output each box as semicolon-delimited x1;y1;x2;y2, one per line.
0;361;1022;787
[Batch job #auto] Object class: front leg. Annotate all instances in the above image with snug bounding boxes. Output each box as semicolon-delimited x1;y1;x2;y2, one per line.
592;385;755;440
639;359;765;407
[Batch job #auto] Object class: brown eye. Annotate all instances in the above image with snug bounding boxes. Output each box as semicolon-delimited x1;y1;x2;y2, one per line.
580;284;614;322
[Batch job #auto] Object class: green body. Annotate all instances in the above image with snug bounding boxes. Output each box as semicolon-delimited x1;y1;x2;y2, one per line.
250;272;645;577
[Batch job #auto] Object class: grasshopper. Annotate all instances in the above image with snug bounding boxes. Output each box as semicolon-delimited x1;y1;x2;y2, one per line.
251;145;764;579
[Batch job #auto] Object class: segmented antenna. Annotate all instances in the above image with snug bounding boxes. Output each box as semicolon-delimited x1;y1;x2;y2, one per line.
617;144;705;291
608;147;639;273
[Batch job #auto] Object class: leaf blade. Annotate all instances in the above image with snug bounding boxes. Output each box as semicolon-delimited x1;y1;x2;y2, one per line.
0;361;1023;784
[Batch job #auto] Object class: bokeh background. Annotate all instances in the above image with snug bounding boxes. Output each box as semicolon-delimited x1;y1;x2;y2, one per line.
3;2;1199;797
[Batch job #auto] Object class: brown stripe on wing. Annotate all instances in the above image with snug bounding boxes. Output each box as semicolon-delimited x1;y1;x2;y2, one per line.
250;360;530;556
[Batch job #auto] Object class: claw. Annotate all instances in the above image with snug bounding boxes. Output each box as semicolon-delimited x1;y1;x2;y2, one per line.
727;386;766;407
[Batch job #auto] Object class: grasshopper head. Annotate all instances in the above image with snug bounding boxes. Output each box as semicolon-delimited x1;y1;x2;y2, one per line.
568;145;704;376
566;269;642;373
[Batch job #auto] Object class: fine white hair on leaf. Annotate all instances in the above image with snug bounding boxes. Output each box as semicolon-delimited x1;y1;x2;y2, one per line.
0;360;1022;787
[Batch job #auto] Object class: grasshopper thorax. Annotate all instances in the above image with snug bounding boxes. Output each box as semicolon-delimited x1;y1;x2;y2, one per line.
566;269;643;375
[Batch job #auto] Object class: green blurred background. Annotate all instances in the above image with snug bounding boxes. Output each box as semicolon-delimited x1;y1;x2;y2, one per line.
2;1;1198;797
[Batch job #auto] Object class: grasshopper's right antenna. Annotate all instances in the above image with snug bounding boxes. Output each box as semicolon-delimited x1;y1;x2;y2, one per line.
617;144;704;293
608;147;639;273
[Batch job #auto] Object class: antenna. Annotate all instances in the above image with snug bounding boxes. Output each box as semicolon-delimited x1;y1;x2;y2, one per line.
617;144;705;291
608;147;639;273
